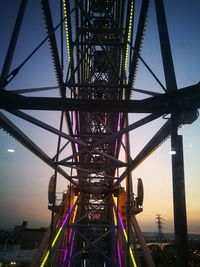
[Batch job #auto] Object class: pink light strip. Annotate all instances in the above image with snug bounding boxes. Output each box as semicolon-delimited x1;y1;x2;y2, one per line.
68;231;75;267
63;228;73;262
61;204;75;228
63;196;79;265
117;207;126;230
117;240;122;267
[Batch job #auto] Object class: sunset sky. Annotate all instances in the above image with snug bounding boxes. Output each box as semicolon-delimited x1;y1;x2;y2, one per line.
0;0;199;234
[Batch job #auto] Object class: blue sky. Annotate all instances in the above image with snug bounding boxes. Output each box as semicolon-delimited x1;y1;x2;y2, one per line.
0;0;199;233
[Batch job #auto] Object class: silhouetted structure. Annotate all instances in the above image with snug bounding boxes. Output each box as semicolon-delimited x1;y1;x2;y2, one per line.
1;0;199;266
14;221;46;249
155;214;164;245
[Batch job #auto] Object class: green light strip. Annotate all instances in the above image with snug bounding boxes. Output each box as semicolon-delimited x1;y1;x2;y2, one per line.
124;0;134;71
63;0;71;63
40;195;79;267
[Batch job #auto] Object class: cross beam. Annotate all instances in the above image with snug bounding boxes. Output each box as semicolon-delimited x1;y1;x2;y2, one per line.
0;83;199;113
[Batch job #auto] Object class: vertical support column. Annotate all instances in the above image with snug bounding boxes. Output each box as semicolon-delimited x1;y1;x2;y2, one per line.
125;114;133;267
50;111;64;238
171;121;188;267
154;1;188;266
154;0;177;92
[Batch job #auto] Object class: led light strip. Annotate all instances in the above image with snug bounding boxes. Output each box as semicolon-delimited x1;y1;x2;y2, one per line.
112;194;137;267
124;0;134;71
40;195;79;267
63;198;79;263
67;199;78;267
68;231;75;267
40;209;73;267
62;0;71;63
63;228;73;262
40;251;49;267
113;207;122;267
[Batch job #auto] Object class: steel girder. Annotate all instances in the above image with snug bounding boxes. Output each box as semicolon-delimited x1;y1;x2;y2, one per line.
0;0;27;86
0;82;200;112
66;2;132;265
0;111;77;185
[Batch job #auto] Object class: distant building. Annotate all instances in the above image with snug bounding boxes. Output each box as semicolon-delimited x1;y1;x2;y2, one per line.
14;221;28;233
14;221;46;249
0;222;47;266
0;229;14;244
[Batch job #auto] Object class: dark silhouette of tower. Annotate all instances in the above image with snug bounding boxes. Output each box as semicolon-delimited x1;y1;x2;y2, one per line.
155;214;164;247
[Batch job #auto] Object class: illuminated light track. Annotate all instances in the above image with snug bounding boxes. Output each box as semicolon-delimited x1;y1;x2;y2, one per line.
112;195;138;267
63;0;71;63
124;0;135;71
40;195;79;267
113;207;123;267
63;196;79;265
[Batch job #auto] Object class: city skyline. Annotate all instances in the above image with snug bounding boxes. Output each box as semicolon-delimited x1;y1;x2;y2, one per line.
0;0;199;236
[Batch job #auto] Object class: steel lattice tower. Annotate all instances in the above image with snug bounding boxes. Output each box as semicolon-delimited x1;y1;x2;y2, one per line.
155;214;164;245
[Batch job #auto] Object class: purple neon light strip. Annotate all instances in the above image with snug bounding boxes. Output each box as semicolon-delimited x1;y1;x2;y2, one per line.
68;231;75;267
61;204;75;228
116;206;126;230
63;197;79;265
63;228;73;262
60;204;76;263
114;203;138;266
117;240;122;267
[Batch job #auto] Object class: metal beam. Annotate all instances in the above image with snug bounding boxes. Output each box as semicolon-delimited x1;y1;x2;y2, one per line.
131;215;155;267
95;113;161;148
70;227;117;266
128;0;150;89
1;83;200;112
11;86;58;94
41;0;64;93
171;128;188;267
77;1;121;82
155;0;177;92
7;109;88;147
7;110;126;168
41;0;78;167
114;119;172;187
0;0;27;87
155;1;188;266
0;112;77;186
125;115;132;267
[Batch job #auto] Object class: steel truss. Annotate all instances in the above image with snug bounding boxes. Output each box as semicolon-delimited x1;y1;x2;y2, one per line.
0;0;199;267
